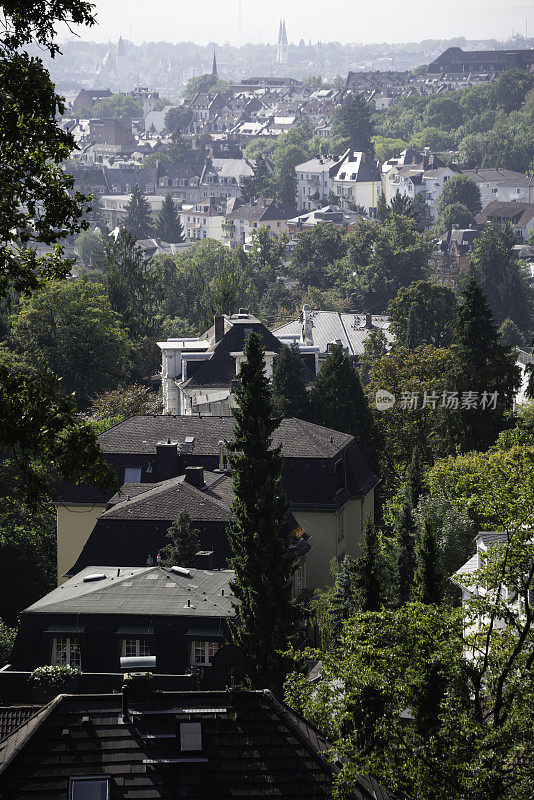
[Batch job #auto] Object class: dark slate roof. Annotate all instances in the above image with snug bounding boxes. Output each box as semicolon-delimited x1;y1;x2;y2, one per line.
102;472;232;522
225;198;295;221
0;707;42;742
0;690;397;800
476;200;534;226
98;416;353;460
23;565;235;618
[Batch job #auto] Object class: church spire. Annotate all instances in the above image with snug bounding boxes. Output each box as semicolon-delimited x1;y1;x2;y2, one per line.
212;49;218;77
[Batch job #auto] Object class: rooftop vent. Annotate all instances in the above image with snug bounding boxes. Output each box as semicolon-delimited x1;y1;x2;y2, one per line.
83;573;106;582
172;566;191;577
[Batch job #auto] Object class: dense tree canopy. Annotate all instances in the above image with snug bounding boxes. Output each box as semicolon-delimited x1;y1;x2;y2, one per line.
387;281;457;349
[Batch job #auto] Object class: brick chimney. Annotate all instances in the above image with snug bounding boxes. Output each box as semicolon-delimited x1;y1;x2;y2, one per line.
184;466;204;488
214;315;224;342
154;439;178;482
194;550;214;569
365;313;373;328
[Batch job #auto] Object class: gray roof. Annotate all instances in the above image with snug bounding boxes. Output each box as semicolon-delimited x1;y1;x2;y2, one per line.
201;158;254;183
275;311;394;356
460;168;533;186
98;416;353;459
23;565;235;618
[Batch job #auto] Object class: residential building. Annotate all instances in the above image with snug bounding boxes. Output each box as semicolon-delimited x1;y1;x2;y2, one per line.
427;46;534;75
475;200;534;242
100;193;171;228
187;92;226;122
286;205;366;234
181;200;225;242
56;414;378;590
460;169;534;209
432;227;482;287
71;88;112;114
332;152;382;212
296;151;350;211
0;689;396;799
159;311;317;416
384;161;458;217
9;565;235;674
274;305;394;363
88;117;135;147
223;198;294;245
199;157;256;201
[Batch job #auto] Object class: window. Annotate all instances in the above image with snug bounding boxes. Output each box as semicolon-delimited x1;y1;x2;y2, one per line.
121;639;151;658
180;722;202;751
124;467;142;483
190;640;219;665
52;637;81;669
71;778;109;800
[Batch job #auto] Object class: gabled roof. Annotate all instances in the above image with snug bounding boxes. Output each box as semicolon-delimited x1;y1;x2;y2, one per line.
334;152;380;184
23;565;235;618
98;415;353;460
275;311;394;357
225;198;295;221
476;200;534;227
0;690;397;799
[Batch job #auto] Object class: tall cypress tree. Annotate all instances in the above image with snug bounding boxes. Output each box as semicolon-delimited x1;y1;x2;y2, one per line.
355;518;382;612
310;344;377;463
396;446;424;607
227;332;299;693
413;520;442;605
124;184;154;239
271;344;309;419
330;555;357;644
450;278;520;452
156;192;184;243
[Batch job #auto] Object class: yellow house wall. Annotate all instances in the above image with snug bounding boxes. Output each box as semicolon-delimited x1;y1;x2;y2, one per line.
293;490;374;590
56;505;107;585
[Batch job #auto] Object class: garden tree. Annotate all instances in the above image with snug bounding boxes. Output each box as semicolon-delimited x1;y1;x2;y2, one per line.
329;555;358;644
388;191;414;217
436;174;482;219
411;193;433;233
409;126;455;152
90;93;143;119
387;281;457;349
367;345;455;469
142;152;172;168
371;135;408;163
102;231;160;341
203;248;254;328
289;223;346;290
86;384;161;423
248;227;287;296
124;184;154;239
0;619;16;665
271;344;309;419
498;318;526;349
449;278;521;453
375;191;389;222
183;73;228;101
241;154;273;202
160;511;201;568
396;447;424;606
277;164;298;208
526;342;534;400
331;91;373;153
226;332;300;693
468;223;534;332
413;520;443;605
436;201;474;233
164;104;193;134
156;193;184;243
8;281;133;408
74;229;105;269
310;344;377;463
168;129;191;162
354;518;382;612
359;326;389;386
424;95;463;131
342;216;432;312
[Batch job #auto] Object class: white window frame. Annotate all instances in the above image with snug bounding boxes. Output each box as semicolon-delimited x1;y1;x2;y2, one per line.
121;638;151;658
51;637;81;669
190;640;219;666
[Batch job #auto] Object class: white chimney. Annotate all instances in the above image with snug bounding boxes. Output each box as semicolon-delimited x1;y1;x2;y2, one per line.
301;304;313;345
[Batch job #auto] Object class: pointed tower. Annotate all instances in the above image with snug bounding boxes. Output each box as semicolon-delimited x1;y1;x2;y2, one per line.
212;49;218;77
277;18;288;65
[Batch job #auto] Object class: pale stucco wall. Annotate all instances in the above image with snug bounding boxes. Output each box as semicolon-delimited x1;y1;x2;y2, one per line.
56;505;106;585
293;490;374;590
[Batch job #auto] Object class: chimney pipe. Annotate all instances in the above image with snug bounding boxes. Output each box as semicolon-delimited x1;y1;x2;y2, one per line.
184;466;204;488
218;440;225;471
121;682;129;722
365;313;373;328
194;550;215;569
155;440;178;482
214;315;224;342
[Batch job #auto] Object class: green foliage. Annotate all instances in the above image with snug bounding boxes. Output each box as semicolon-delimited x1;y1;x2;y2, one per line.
359;326;389;386
241;154;273;202
29;664;81;687
330;555;358;643
468;223;534;332
90;93;143;119
227;332;300;693
164;105;193;134
142;152;172;168
372;136;408;162
75;229;105;269
395;447;424;606
183;73;229;100
354;519;383;612
8;281;133;407
156;193;184;243
498;318;526;348
436;175;482;218
0;618;16;664
290;223;346;290
387;280;457;349
86;384;161;422
413;520;443;605
436;201;474;233
161;510;201;568
332;92;374;153
271;344;309;419
124;184;154;239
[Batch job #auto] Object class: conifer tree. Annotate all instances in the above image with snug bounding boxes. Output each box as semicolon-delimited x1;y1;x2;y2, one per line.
271;344;309;419
227;332;300;692
413;520;442;605
355;518;382;612
156;192;184;243
396;446;424;606
450;278;520;452
376;191;389;222
161;510;200;568
124;184;154;239
310;344;376;461
330;555;357;644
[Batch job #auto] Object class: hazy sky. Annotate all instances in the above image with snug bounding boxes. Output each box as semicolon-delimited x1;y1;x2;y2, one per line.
65;0;534;46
